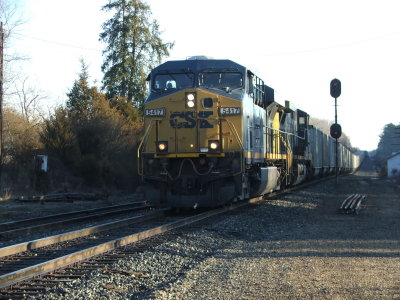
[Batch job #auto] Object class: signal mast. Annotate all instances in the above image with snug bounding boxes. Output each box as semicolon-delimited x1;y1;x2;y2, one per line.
330;78;341;184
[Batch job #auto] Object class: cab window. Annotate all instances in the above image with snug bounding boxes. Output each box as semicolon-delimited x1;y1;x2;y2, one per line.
199;72;243;89
153;73;194;91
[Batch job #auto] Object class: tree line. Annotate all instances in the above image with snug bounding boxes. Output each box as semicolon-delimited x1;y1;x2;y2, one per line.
0;0;173;195
309;117;355;151
374;123;400;176
1;0;378;194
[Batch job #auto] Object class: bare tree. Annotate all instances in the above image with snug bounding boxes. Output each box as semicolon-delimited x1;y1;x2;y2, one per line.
0;1;47;193
0;1;24;39
13;76;46;123
309;117;353;150
0;0;28;98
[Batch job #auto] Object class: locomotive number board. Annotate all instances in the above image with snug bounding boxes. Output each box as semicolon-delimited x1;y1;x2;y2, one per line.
145;108;165;116
219;107;241;115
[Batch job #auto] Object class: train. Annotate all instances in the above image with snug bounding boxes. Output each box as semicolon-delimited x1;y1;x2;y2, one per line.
138;57;361;208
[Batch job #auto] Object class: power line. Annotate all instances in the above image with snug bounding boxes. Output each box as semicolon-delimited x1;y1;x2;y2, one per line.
13;32;101;52
254;31;400;57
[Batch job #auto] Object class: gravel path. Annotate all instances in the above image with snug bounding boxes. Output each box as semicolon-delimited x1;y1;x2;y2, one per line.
20;157;400;299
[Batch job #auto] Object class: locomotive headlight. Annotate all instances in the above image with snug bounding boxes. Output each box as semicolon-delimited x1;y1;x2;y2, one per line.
185;92;196;108
208;140;220;152
187;100;195;108
187;93;195;101
210;142;218;150
156;141;168;153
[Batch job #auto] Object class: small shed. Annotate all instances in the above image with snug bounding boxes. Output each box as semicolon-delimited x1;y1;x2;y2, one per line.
387;152;400;177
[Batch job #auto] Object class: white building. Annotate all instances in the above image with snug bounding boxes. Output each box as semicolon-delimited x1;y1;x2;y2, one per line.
387;152;400;177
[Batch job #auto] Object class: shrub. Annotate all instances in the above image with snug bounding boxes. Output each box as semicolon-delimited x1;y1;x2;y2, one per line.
40;107;79;166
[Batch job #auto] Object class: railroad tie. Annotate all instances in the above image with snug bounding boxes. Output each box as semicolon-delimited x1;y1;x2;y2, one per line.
338;194;366;214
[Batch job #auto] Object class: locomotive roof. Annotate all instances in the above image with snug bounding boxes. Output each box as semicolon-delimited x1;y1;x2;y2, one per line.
150;58;247;74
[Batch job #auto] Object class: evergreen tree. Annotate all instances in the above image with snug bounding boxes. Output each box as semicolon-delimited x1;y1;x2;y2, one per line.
42;65;143;188
99;0;173;109
40;107;78;165
66;59;93;118
376;123;400;161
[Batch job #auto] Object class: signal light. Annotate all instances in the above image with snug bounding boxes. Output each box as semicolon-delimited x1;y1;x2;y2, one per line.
330;123;342;139
330;78;341;98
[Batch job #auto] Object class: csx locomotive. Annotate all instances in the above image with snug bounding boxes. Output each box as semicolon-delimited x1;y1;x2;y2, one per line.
138;57;360;208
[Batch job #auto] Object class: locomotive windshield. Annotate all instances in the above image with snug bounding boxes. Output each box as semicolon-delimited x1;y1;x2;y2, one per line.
199;72;243;89
153;73;194;90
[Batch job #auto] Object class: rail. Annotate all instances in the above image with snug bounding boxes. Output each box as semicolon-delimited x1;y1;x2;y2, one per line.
0;198;261;290
338;194;366;214
0;174;348;295
0;202;149;239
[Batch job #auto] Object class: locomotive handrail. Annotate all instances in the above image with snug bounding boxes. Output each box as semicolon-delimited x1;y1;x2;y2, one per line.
137;121;155;177
223;118;244;150
280;133;293;186
222;118;244;174
266;126;307;140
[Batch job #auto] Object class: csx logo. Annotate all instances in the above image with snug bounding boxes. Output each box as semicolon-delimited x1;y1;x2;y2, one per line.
170;111;213;129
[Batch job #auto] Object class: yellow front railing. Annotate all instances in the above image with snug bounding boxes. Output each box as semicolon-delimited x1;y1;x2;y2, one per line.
137;121;155;177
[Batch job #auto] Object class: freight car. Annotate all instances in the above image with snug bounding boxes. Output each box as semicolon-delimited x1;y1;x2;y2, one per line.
138;57;360;208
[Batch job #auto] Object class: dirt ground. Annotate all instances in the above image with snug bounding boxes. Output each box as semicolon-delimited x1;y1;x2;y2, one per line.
2;156;400;299
155;156;400;299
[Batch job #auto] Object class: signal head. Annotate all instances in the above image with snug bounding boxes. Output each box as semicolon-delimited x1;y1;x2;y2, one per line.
330;123;342;139
330;78;341;98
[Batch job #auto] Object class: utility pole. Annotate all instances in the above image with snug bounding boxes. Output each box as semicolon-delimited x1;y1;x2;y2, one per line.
0;22;4;188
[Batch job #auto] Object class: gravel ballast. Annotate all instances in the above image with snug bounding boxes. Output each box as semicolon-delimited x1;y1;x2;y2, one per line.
12;158;400;299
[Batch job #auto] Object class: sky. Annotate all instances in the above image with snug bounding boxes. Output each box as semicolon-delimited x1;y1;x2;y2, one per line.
8;0;400;151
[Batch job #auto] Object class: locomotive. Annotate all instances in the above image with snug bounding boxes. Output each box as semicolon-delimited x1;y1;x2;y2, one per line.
138;57;360;208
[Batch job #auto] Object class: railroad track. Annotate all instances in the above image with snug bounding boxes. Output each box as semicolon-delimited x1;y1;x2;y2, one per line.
0;175;345;298
0;201;150;243
0;197;261;298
